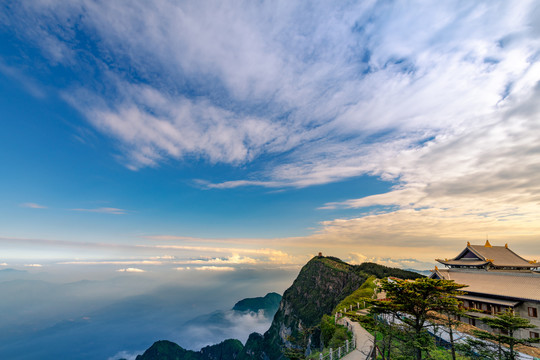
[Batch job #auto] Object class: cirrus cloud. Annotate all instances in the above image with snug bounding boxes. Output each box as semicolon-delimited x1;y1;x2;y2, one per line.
20;203;47;209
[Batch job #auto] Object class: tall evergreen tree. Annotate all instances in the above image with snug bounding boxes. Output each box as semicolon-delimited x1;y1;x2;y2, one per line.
370;277;467;360
472;309;538;360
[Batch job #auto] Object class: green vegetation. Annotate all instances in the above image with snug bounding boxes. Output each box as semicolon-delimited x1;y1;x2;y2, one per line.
333;275;377;314
136;256;427;360
460;309;539;360
319;314;352;349
317;256;352;272
354;262;423;280
232;292;282;314
135;339;244;360
369;277;467;360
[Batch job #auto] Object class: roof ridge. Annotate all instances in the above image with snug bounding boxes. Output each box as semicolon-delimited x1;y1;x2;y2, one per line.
465;246;486;261
503;246;531;262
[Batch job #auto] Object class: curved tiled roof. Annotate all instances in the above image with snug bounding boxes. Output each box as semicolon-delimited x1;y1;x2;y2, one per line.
436;259;488;266
468;244;533;267
434;269;540;302
436;242;537;268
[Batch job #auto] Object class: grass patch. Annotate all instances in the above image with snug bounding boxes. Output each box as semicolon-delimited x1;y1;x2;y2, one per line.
333;275;377;314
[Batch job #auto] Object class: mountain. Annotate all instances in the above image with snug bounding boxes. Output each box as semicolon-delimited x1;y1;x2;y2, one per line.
0;268;27;274
232;292;281;314
185;292;282;326
236;256;423;359
403;268;433;276
135;339;243;360
177;292;282;349
136;257;423;360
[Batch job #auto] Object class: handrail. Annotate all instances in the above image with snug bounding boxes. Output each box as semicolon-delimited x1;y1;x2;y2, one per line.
317;337;356;360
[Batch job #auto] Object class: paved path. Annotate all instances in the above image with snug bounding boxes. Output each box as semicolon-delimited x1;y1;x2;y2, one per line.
338;317;373;360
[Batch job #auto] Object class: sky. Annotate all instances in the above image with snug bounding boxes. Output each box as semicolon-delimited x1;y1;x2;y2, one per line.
1;0;540;274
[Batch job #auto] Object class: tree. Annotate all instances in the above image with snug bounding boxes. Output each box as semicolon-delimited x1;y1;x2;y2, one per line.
472;309;538;360
282;327;316;360
282;334;306;360
370;277;467;360
440;306;468;360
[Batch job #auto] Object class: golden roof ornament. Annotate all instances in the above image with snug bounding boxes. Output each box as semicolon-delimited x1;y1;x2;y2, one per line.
435;266;439;270
467;241;471;246
505;243;508;249
484;239;492;247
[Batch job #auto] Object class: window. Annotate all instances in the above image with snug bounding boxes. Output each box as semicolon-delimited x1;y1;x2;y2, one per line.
528;307;538;318
469;318;476;326
530;331;539;339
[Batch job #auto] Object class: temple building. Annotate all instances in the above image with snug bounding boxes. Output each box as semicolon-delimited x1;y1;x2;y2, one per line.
430;241;540;345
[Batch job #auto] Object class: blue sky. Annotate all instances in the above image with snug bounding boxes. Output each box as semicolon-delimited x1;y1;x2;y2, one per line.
1;0;540;272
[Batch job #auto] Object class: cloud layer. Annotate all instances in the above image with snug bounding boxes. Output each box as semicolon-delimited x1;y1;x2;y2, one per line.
1;1;539;262
3;1;538;176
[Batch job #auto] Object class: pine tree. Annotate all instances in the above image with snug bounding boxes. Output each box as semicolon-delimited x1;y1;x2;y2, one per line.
370;277;467;360
472;309;538;360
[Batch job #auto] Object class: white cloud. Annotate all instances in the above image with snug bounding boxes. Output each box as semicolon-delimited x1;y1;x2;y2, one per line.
24;264;43;267
345;253;434;271
108;350;141;360
175;266;235;272
195;266;235;272
116;267;145;273
60;260;162;265
0;262;8;266
2;1;540;261
71;207;127;215
175;267;191;271
6;0;538;178
149;255;175;260
19;202;47;209
185;254;257;265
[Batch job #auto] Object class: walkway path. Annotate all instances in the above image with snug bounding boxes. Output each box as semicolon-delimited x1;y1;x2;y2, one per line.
338;317;373;360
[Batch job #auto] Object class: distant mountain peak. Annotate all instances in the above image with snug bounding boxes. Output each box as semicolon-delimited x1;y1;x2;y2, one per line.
232;292;282;313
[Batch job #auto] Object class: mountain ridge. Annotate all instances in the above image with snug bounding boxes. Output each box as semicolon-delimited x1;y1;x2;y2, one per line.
134;257;423;360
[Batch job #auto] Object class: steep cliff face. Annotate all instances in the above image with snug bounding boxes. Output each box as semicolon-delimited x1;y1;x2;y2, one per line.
240;256;366;359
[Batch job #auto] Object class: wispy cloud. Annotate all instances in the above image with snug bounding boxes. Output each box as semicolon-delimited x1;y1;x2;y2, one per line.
5;0;538;178
2;0;540;263
0;60;46;98
24;264;43;267
183;254;257;265
20;202;47;209
60;260;162;265
194;266;235;272
71;207;128;215
116;267;145;273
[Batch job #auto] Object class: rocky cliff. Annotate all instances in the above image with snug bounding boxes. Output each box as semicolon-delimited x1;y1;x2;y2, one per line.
238;256;367;359
135;256;421;360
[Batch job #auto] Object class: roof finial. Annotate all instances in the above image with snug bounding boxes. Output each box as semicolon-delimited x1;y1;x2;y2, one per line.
485;239;492;247
435;266;439;270
467;241;471;246
505;243;508;249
